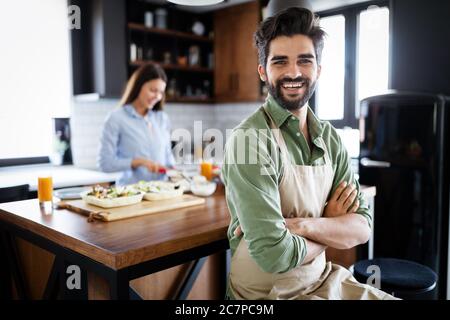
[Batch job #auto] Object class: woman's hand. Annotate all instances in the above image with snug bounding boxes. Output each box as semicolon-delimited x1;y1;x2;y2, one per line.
132;158;166;173
323;181;359;218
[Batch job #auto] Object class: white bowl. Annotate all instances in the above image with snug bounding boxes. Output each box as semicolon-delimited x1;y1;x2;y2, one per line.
190;181;217;197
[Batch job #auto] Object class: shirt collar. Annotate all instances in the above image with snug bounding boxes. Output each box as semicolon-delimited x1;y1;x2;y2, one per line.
264;94;324;140
124;104;151;120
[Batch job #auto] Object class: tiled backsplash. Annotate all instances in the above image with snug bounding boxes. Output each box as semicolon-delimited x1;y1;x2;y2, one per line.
70;98;260;169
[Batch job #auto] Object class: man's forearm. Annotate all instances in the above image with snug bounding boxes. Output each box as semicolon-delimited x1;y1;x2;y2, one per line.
301;238;327;265
291;214;371;250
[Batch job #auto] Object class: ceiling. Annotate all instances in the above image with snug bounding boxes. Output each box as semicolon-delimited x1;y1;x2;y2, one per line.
146;0;374;13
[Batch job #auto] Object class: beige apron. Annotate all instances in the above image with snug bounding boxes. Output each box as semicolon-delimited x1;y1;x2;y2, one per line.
229;106;396;300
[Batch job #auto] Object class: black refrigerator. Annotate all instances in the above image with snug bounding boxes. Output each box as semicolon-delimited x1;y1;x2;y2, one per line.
359;91;450;299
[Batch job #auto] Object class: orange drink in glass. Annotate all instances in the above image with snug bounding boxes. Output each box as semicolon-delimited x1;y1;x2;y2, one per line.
200;161;213;181
38;176;53;213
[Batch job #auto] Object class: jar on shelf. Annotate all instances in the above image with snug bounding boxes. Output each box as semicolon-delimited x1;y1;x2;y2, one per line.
130;43;137;62
144;11;154;28
163;52;172;64
188;46;200;66
167;79;177;98
155;8;168;29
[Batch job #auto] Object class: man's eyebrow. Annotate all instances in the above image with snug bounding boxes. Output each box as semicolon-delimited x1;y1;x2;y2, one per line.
270;55;288;61
298;53;315;59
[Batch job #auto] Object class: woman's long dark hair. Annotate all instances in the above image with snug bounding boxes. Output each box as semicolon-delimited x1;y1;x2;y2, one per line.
120;63;168;111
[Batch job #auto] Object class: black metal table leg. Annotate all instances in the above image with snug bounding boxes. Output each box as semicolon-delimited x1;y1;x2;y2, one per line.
42;256;60;300
174;256;207;300
0;228;12;300
2;231;29;299
109;269;130;300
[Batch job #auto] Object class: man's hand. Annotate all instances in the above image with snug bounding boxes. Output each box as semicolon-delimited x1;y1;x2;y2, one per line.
323;181;359;218
234;225;243;237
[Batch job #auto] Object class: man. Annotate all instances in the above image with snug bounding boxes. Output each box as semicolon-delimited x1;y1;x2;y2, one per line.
222;7;396;300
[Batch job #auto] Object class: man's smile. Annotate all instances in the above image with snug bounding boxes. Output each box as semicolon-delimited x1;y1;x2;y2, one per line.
280;80;306;96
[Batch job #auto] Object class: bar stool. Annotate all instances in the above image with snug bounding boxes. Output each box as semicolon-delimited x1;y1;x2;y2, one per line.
353;258;438;300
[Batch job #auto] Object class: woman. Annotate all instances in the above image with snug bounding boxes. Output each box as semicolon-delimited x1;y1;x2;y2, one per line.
98;63;175;185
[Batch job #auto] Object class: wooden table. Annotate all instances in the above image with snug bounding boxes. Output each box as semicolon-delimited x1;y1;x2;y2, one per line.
0;187;231;300
0;185;376;299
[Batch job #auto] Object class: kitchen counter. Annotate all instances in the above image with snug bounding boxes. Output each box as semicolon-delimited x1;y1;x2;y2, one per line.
0;164;120;191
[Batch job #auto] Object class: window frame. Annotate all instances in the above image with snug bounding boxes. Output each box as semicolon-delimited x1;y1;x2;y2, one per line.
313;0;391;129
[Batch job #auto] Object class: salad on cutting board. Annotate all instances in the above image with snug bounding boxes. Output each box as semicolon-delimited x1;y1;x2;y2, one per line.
80;185;144;208
133;180;184;201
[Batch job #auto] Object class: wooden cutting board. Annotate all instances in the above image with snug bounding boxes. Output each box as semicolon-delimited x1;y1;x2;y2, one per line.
57;195;206;222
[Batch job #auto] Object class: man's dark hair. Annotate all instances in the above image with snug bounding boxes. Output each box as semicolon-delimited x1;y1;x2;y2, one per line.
254;7;326;68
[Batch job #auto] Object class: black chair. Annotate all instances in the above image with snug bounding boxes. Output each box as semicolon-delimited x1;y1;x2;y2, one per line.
0;184;30;203
353;258;438;300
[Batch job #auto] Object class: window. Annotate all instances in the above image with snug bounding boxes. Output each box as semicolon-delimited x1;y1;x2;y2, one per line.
316;15;346;121
0;0;71;161
315;1;390;129
356;6;390;116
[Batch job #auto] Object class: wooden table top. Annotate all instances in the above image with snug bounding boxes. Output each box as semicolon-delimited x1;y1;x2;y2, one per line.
0;186;230;270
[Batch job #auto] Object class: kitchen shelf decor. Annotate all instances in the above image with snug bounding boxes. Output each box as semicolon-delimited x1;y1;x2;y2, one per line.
127;0;214;103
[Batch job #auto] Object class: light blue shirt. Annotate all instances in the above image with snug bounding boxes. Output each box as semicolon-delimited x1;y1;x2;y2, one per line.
98;104;175;186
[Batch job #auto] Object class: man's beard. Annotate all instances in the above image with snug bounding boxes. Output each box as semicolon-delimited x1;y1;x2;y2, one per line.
267;76;317;111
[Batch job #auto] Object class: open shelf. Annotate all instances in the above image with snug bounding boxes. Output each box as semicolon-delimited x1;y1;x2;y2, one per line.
166;97;214;104
128;23;213;43
130;60;213;73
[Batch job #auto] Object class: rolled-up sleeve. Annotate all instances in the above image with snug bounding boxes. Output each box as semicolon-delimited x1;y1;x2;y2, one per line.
222;128;307;274
97;115;133;172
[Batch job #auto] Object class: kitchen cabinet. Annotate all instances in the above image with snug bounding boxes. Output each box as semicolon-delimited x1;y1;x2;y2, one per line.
214;1;262;102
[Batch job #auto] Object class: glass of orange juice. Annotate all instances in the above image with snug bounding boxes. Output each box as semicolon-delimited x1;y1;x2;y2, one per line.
38;176;53;213
200;161;213;181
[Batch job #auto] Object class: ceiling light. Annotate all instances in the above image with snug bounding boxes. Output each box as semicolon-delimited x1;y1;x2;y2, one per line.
267;0;313;17
167;0;225;6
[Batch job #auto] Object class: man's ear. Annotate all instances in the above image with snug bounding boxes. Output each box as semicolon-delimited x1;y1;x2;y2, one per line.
316;64;322;80
258;64;267;82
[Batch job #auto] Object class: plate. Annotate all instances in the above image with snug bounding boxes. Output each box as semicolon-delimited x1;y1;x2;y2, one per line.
80;191;144;208
54;187;91;200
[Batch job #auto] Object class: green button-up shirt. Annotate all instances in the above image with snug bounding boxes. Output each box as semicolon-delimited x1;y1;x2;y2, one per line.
222;95;371;274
